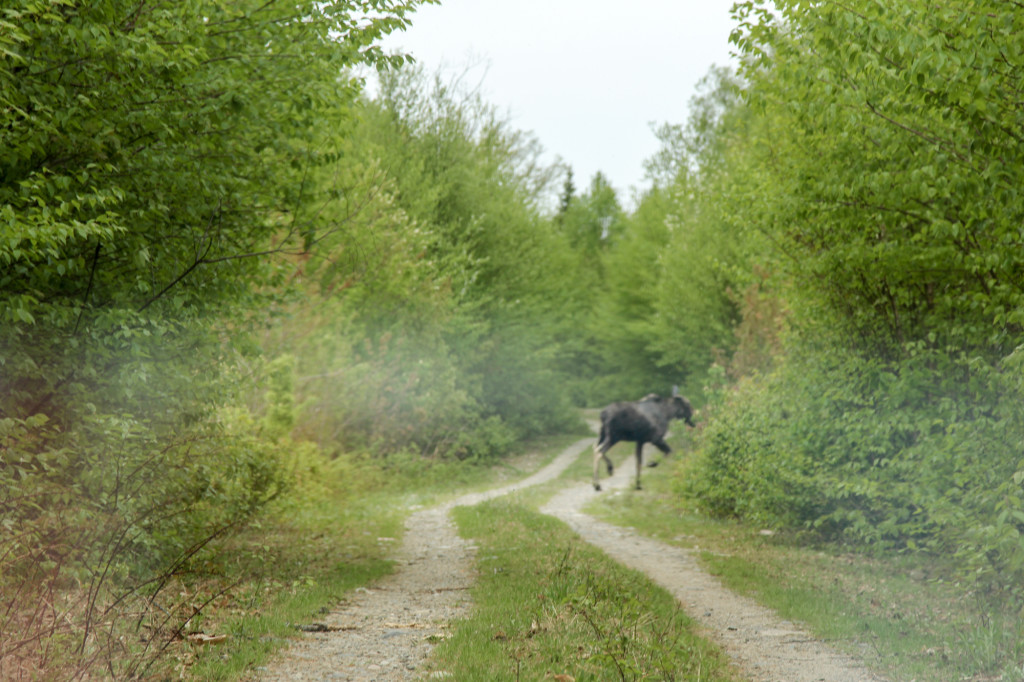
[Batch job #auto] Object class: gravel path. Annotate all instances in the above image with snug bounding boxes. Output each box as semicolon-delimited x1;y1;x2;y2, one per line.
254;440;590;681
256;437;886;681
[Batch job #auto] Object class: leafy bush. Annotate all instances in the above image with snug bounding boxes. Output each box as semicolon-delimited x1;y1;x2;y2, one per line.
685;346;1024;595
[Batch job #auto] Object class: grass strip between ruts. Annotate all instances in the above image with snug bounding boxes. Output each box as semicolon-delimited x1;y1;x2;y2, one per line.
426;497;742;681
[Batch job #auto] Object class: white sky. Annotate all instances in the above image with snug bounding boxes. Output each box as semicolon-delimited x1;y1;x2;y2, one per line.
378;1;739;205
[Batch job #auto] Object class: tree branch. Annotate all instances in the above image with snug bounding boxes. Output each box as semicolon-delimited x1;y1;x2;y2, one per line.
73;241;102;334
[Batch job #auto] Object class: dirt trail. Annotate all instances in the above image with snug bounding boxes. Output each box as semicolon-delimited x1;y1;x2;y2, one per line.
254;440;590;681
256;438;886;681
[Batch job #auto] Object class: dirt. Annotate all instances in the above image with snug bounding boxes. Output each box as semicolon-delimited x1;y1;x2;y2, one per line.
255;438;887;681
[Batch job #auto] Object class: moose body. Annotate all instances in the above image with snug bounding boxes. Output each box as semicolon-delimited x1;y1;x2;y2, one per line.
593;393;694;491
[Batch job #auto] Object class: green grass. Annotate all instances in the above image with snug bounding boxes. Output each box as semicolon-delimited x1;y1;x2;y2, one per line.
427;497;742;681
497;434;600;509
585;449;1024;682
179;492;403;680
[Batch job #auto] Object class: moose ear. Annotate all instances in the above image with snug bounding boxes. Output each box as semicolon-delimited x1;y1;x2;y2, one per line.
671;385;679;397
673;394;692;411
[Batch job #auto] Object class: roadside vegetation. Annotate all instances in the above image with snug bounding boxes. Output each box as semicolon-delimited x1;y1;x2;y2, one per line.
588;442;1024;682
4;0;1023;678
673;0;1024;614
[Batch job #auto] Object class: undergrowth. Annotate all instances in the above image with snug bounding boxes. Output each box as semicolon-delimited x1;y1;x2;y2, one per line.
182;492;403;680
688;350;1024;599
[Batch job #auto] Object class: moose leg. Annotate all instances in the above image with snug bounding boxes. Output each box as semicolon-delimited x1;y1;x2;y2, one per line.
646;438;672;468
593;442;614;491
634;442;645;490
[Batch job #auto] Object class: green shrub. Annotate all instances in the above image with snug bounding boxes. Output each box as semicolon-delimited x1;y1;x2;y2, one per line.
685;346;1024;596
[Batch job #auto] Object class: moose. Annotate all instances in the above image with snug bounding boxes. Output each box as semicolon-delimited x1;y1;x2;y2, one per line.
593;392;695;491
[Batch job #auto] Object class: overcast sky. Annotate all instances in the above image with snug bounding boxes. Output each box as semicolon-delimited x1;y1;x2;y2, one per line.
377;1;739;204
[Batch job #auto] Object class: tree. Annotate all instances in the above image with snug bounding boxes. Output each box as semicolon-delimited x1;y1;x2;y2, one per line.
645;64;739;188
0;1;429;673
559;171;627;255
732;0;1024;360
584;185;676;401
557;165;577;219
0;0;426;424
686;0;1024;595
300;65;584;440
586;65;756;401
